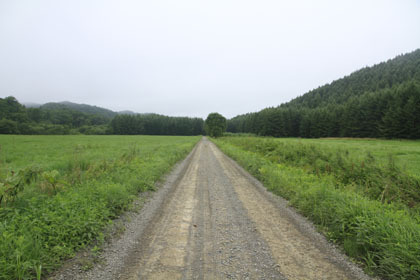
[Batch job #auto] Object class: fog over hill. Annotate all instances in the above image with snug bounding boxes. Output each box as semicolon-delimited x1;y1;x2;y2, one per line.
40;101;118;119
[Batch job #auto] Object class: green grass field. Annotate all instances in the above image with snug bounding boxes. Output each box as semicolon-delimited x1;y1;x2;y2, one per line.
282;137;420;178
0;135;200;280
212;136;420;280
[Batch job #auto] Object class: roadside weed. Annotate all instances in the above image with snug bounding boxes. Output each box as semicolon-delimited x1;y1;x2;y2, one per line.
213;136;420;280
0;135;200;280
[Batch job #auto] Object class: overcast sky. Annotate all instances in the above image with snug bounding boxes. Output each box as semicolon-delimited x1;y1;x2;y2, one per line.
1;0;419;118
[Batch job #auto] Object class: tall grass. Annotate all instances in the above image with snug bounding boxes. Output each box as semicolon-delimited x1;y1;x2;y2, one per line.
219;137;420;211
212;137;420;280
0;135;200;280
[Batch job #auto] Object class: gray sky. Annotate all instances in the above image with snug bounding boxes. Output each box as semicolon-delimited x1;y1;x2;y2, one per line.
1;0;419;118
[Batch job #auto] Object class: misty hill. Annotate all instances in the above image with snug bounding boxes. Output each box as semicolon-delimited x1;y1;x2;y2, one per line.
39;102;138;117
117;110;137;115
0;97;204;136
228;49;420;139
41;101;117;119
22;102;42;108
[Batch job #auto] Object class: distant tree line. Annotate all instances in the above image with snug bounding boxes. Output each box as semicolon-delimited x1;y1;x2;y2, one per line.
0;97;204;135
0;96;110;135
228;49;420;139
110;114;204;135
2;49;419;138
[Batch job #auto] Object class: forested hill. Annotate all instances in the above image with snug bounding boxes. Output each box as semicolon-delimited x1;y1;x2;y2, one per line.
228;49;420;139
41;101;117;119
0;97;204;135
286;49;420;109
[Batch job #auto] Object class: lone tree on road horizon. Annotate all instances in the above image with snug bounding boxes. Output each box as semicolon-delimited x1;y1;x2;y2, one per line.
205;113;227;137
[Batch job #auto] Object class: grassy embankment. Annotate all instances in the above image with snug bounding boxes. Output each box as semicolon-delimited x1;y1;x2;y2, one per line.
212;136;420;280
0;135;200;280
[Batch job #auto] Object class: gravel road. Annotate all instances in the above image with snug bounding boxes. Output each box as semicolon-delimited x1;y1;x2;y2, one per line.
54;138;371;280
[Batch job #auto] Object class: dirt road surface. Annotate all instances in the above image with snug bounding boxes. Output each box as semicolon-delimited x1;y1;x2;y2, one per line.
55;138;370;280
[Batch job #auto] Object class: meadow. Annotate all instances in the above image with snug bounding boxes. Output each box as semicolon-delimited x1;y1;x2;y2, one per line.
212;136;420;280
0;135;200;280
